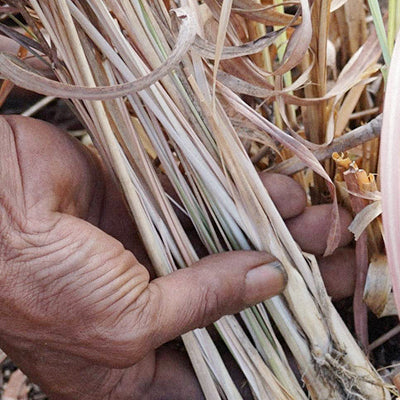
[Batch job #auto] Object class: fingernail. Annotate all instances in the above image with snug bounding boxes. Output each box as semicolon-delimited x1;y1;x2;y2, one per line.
245;261;287;304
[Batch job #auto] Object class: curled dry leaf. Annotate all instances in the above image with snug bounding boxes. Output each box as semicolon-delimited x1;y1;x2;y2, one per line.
349;200;382;241
215;27;380;148
192;27;287;60
364;254;397;318
0;6;196;100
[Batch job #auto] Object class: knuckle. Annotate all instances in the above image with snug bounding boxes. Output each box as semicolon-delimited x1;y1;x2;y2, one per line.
177;267;227;330
82;289;155;368
138;283;165;343
198;283;223;327
193;269;244;327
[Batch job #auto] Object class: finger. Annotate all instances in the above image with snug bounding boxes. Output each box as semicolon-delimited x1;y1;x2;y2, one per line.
92;250;286;367
259;172;307;219
318;247;356;301
285;204;354;255
1;114;103;219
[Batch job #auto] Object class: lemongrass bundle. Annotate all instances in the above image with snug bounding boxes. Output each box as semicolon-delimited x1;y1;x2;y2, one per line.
1;0;394;398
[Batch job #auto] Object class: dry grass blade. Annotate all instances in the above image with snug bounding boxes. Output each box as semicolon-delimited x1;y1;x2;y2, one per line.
0;23;41;52
344;168;370;349
364;255;395;319
229;0;298;25
273;0;311;75
349;201;382;241
219;84;342;256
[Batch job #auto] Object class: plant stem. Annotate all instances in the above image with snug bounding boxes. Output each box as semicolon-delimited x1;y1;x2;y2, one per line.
270;114;383;175
368;0;391;66
388;0;400;55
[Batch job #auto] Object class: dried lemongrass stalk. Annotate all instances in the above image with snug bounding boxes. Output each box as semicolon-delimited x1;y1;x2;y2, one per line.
333;154;389;346
2;0;393;399
344;167;371;349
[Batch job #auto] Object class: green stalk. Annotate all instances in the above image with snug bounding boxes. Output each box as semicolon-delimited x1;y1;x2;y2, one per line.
368;0;391;66
388;0;400;55
7;14;37;40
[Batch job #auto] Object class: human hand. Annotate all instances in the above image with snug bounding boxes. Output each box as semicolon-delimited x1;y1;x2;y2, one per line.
0;115;354;399
0;115;286;400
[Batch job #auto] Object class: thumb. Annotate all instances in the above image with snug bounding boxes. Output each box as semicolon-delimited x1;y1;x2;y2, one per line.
109;251;286;367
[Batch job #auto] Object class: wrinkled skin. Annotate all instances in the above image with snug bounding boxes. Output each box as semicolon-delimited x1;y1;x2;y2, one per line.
0;115;355;400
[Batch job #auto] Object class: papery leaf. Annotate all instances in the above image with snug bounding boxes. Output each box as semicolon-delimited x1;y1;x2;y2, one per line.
273;0;311;76
349;201;382;241
212;0;233;104
364;255;396;318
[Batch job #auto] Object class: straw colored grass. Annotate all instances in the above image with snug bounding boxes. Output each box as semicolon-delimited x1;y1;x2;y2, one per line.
0;0;398;399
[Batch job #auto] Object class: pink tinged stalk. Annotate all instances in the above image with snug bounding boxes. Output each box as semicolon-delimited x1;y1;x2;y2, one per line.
343;169;370;349
380;30;400;317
